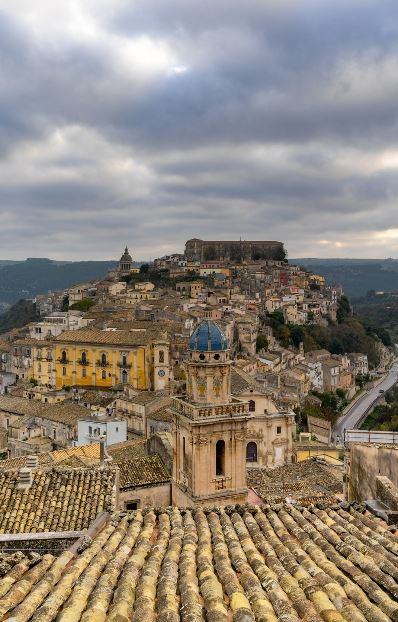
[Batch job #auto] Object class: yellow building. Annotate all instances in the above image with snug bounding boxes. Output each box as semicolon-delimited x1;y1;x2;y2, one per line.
53;328;170;391
31;341;56;387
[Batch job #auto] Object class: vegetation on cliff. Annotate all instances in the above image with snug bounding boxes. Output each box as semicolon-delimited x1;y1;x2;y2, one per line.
268;296;381;367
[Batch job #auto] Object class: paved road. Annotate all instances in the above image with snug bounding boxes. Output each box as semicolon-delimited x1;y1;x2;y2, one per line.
333;361;398;441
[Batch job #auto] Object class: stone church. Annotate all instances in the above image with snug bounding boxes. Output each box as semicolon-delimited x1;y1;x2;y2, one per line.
171;320;294;507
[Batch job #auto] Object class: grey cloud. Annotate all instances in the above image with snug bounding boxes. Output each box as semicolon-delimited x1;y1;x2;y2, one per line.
0;1;397;259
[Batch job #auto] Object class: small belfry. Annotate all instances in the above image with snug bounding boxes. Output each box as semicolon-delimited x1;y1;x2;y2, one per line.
172;320;249;507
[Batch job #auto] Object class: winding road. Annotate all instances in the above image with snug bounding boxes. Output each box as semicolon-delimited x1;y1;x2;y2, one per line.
333;361;398;442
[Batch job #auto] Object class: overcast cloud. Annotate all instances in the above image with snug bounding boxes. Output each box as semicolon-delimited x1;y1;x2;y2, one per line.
0;0;398;260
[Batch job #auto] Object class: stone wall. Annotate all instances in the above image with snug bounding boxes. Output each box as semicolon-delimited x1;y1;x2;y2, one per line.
350;444;398;503
376;476;398;511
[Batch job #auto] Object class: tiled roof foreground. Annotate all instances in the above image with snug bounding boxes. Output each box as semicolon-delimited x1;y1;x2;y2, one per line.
0;467;117;534
0;503;397;621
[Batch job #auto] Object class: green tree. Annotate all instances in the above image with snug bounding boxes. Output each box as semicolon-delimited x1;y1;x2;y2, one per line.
69;299;95;312
256;335;269;352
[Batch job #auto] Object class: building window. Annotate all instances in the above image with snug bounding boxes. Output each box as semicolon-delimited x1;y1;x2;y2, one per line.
82;368;87;378
89;426;92;435
248;400;256;412
61;350;67;363
277;426;282;435
125;501;138;511
62;367;66;377
216;440;225;476
116;427;118;432
101;353;107;366
246;442;258;463
159;350;164;363
102;370;106;380
48;364;51;373
38;363;41;373
81;351;87;364
122;354;127;367
53;429;56;440
122;370;128;384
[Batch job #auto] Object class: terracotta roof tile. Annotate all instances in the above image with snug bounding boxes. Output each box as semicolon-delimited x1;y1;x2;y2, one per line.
0;502;396;620
0;396;87;426
0;466;117;534
115;455;170;489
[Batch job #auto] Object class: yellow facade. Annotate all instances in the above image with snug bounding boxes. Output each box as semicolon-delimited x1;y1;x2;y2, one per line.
31;343;56;387
54;343;149;390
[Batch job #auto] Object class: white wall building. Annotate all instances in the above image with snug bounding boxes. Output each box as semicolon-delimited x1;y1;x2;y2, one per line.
77;415;127;447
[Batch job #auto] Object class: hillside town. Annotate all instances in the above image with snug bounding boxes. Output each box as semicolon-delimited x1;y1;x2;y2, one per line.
0;239;396;620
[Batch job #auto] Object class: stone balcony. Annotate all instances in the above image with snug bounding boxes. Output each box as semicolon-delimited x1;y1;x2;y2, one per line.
172;396;248;421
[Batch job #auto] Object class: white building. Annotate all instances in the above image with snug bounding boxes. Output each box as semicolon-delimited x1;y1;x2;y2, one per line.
29;311;86;340
77;414;127;447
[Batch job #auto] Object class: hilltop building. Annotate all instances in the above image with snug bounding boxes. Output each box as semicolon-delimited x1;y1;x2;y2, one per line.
118;245;133;275
185;238;285;262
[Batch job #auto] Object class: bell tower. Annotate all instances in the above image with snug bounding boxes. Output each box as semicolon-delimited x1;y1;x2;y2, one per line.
171;320;249;507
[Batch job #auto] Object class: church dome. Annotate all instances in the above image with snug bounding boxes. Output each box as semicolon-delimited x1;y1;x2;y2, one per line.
119;246;132;263
189;320;228;352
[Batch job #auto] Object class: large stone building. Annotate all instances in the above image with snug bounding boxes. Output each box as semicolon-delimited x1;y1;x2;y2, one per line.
185;238;285;262
172;320;250;507
46;328;170;391
171;320;295;507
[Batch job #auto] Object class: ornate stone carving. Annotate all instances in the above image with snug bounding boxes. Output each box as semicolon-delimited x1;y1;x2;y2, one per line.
193;435;209;445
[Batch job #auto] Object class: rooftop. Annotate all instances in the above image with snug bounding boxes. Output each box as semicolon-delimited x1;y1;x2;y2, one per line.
0;395;88;426
116;454;170;489
0;502;395;620
0;466;117;533
55;327;163;346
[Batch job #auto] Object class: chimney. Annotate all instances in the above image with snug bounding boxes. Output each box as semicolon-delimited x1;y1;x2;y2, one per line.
18;467;33;489
26;455;39;469
99;435;110;466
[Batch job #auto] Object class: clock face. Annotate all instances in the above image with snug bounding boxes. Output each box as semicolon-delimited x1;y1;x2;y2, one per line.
158;369;165;377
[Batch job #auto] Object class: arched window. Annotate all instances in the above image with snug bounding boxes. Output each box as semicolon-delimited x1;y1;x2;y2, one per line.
122;370;128;384
122;354;127;367
216;440;225;476
61;350;67;364
159;350;164;363
81;352;87;364
101;353;107;366
248;400;256;413
246;442;258;463
102;369;106;380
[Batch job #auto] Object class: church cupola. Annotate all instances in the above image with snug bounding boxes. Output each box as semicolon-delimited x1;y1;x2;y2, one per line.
118;245;133;275
186;320;231;405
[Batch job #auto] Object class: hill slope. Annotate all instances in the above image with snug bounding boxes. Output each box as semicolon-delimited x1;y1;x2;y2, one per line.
291;258;398;299
0;258;116;305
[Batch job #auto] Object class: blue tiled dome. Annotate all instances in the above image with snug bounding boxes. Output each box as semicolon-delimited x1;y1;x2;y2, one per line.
189;320;228;352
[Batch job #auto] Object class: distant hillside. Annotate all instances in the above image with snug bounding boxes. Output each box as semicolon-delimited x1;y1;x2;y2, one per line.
291;258;398;299
0;299;40;334
0;258;117;305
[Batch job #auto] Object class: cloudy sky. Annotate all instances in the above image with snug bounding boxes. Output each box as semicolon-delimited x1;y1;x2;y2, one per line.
1;0;398;260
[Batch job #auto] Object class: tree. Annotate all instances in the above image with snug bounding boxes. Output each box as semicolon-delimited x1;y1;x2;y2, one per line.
256;335;268;352
290;325;305;348
337;295;351;323
140;264;150;274
69;299;95;312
